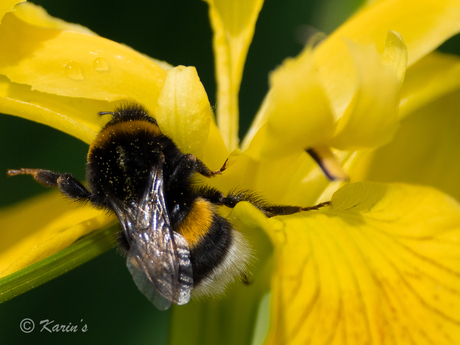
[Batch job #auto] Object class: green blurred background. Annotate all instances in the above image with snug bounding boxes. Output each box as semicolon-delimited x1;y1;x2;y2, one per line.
0;0;458;344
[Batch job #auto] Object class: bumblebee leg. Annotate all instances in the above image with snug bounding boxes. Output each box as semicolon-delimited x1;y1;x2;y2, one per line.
197;188;273;214
198;187;330;217
260;202;331;217
7;168;92;201
195;186;227;204
218;191;287;217
167;155;227;189
301;201;331;211
194;157;227;178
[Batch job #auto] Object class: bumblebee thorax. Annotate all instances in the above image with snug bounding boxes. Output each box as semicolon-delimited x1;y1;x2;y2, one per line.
86;119;167;204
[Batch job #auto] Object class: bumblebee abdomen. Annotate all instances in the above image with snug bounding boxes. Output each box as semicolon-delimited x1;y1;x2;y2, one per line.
174;197;215;247
189;214;234;286
173;197;240;287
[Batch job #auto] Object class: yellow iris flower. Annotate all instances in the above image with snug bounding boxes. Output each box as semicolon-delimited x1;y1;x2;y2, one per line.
1;0;460;344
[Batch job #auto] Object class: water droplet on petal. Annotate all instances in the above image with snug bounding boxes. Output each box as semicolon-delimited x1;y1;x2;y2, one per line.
93;57;109;71
65;61;84;80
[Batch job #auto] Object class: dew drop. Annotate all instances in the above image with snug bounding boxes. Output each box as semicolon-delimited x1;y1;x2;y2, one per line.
65;61;84;80
93;57;109;71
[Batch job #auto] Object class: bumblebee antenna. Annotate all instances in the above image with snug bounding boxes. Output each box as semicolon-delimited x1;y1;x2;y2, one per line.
98;111;114;116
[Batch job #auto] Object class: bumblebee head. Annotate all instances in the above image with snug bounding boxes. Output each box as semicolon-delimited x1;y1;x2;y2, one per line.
98;103;158;127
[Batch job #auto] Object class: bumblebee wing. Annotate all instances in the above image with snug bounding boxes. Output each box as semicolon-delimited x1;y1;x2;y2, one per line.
127;232;193;310
114;164;193;310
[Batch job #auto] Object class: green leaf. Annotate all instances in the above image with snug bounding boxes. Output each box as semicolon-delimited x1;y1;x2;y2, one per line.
0;224;117;304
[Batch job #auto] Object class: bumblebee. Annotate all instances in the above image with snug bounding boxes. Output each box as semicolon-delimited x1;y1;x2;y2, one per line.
8;104;328;310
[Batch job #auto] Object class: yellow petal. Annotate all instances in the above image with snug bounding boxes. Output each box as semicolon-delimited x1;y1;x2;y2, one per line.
12;3;173;71
247;47;334;159
205;0;264;150
12;2;96;34
154;66;214;160
0;0;24;21
314;0;460;118
0;76;111;144
330;37;402;150
0;3;181;148
245;30;407;159
0;191;114;277
382;30;408;87
0;7;166;109
349;89;460;202
202;120;229;170
154;66;228;163
400;52;460;120
211;149;329;207
265;182;460;344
